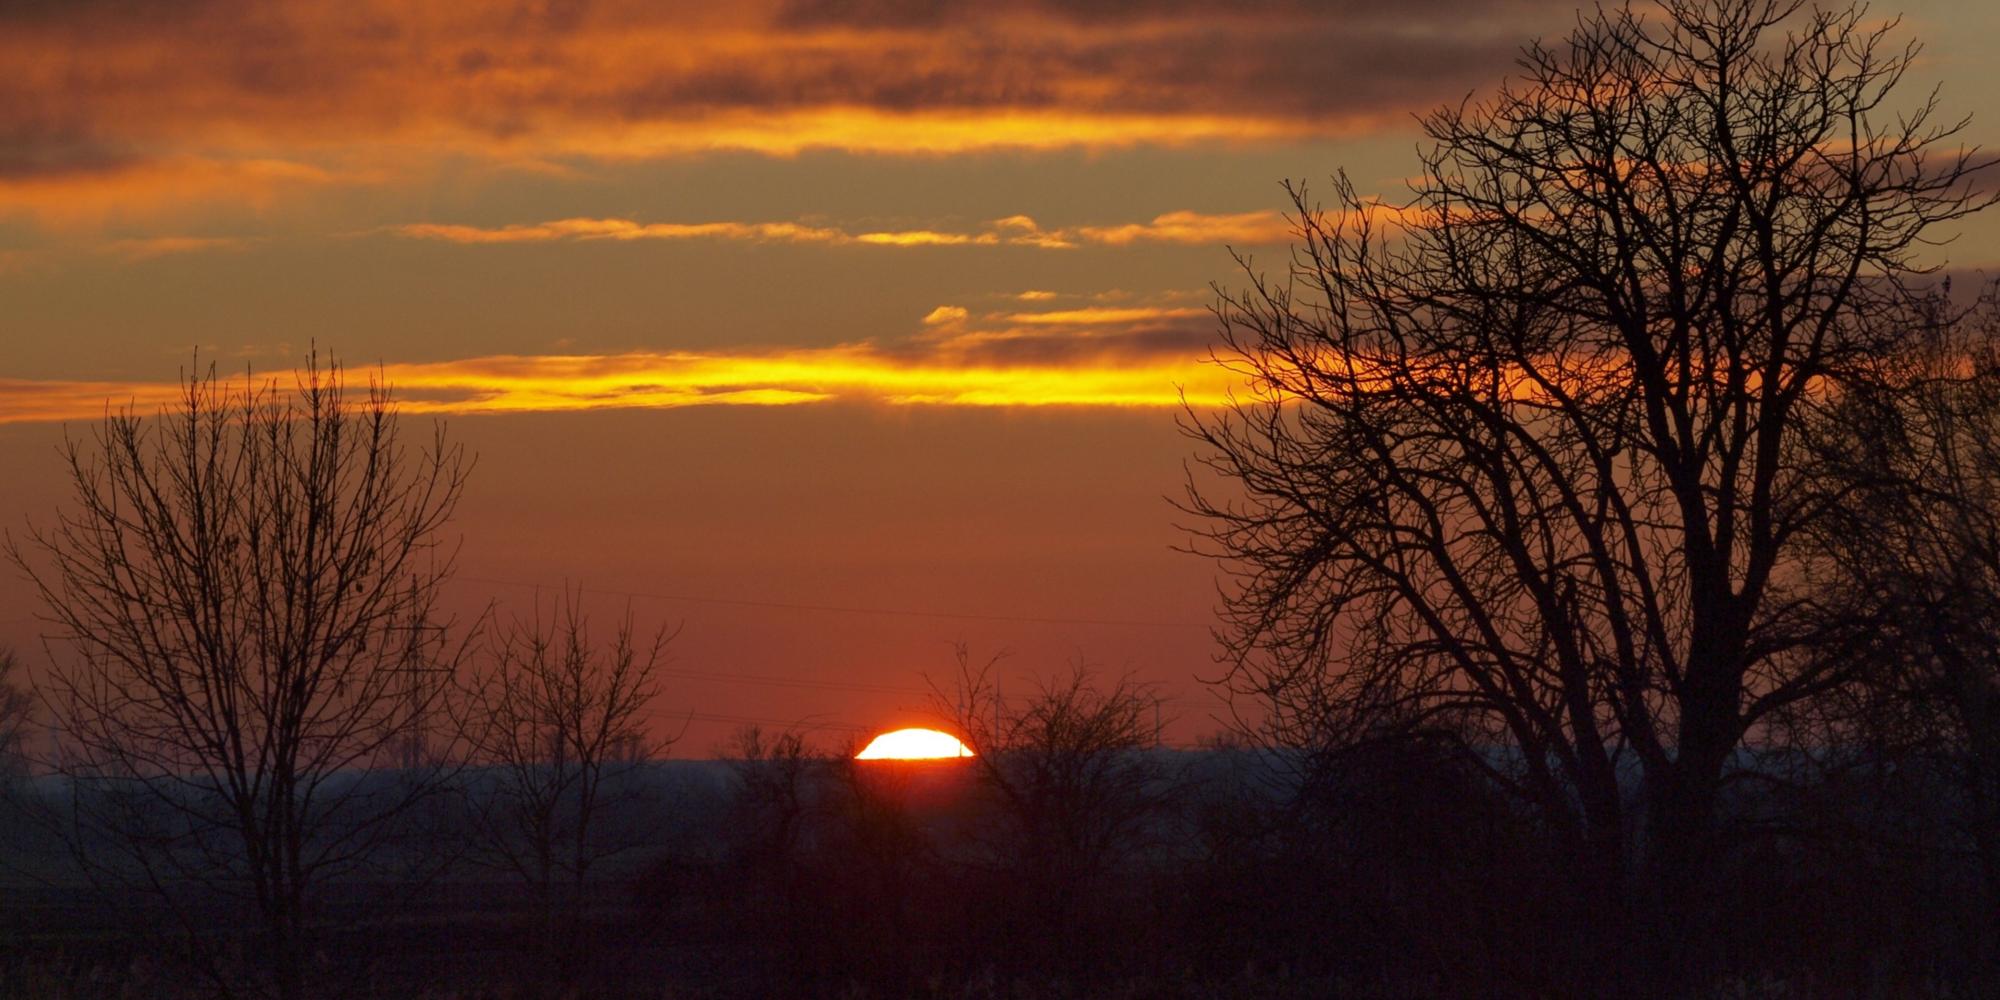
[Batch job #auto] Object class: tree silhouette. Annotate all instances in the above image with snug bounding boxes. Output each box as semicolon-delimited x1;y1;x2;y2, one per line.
931;645;1169;981
0;648;27;784
1805;285;2000;942
719;725;832;988
725;724;820;874
1181;0;1994;982
7;356;473;1000
454;589;672;994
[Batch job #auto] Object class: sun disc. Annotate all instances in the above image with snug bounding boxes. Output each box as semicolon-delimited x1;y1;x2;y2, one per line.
855;727;974;760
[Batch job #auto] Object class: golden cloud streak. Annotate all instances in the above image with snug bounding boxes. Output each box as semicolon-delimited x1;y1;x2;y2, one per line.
1007;307;1209;325
391;218;851;245
1073;210;1296;246
0;347;1240;425
0;114;1347;228
388;210;1294;250
0;380;192;425
575;109;1330;159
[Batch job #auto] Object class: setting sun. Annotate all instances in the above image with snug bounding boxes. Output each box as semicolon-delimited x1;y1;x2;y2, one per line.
854;728;975;760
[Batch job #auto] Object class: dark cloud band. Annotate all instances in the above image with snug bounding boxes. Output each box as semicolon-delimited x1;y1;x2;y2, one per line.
0;0;1577;183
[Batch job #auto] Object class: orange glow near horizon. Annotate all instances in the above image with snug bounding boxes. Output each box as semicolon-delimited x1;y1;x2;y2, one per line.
855;728;975;760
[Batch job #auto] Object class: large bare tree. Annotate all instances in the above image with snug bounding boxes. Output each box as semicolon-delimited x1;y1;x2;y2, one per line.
8;357;472;1000
1181;0;1993;964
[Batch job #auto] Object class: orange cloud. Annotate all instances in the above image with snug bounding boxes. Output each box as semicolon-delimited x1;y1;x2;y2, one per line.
0;233;264;273
559;109;1329;160
386;211;1295;250
852;230;997;247
0;347;1237;424
1007;307;1209;325
906;301;1220;364
0;290;1241;423
0;156;347;228
1073;210;1294;246
0;379;190;425
0;0;1563;221
99;235;259;260
390;218;849;245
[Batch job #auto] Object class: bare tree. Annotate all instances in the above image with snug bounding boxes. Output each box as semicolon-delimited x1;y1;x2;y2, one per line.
0;648;27;783
931;645;1169;978
0;647;32;888
721;725;830;986
726;724;821;871
1180;0;1993;977
5;356;472;999
454;589;672;992
1804;284;2000;931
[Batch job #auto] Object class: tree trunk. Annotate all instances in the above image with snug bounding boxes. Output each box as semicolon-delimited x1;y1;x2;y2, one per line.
1642;706;1738;993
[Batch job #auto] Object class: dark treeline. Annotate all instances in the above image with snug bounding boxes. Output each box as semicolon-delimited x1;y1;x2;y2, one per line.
688;725;2000;997
4;711;1997;997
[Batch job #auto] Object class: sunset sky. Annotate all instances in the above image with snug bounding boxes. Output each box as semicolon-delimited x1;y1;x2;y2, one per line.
4;0;1998;752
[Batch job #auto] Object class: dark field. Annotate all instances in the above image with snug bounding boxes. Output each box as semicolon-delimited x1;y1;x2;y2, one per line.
3;749;1995;999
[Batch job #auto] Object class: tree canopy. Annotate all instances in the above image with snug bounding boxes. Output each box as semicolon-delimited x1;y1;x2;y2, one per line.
1182;0;1995;969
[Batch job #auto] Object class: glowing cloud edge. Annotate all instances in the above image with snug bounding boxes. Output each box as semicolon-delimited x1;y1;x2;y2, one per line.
0;345;1244;425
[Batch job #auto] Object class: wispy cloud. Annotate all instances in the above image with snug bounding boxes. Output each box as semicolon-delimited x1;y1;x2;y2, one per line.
0;296;1237;424
0;155;351;228
390;218;852;246
387;211;1294;249
0;0;1573;221
0;378;191;424
922;306;972;326
1005;306;1208;326
99;235;259;260
0;350;1233;423
1072;211;1295;247
0;233;266;272
902;299;1220;367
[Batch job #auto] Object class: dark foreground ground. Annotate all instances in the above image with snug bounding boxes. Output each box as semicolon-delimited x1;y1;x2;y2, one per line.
2;752;1996;998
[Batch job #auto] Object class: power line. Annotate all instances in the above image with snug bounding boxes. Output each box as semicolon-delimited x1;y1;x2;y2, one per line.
658;709;869;734
458;575;1212;631
653;665;928;697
